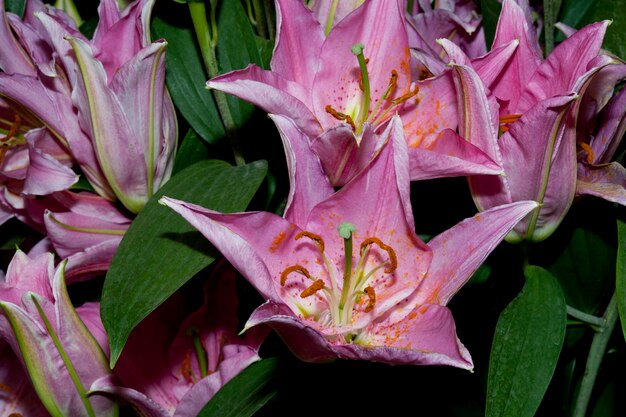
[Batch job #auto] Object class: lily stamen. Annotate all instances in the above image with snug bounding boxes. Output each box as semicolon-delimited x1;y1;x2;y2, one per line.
499;113;522;133
301;279;326;298
578;141;595;165
325;105;356;131
280;265;313;286
363;286;376;312
360;237;398;273
295;230;325;253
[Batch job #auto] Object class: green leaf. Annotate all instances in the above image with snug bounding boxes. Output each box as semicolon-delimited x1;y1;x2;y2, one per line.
559;0;597;29
101;159;267;366
547;227;615;314
578;0;626;58
4;0;25;17
216;0;263;126
152;16;226;144
486;265;567;417
198;358;279;417
172;129;213;175
480;0;502;48
616;218;626;341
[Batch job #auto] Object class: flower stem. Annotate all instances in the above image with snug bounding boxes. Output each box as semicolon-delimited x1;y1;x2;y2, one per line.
571;292;618;417
251;0;268;39
566;305;606;329
325;0;339;36
189;1;246;166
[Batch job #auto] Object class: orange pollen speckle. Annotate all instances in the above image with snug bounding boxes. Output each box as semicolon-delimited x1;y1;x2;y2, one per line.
269;232;286;253
325;105;356;131
360;237;398;273
578;141;595;164
295;230;325;252
280;264;312;286
0;383;12;393
407;311;417;320
364;286;376;312
301;279;325;298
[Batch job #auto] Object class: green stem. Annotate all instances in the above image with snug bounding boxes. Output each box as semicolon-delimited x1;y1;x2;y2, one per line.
571;292;618;417
264;0;275;41
188;1;245;166
252;0;268;39
566;305;606;329
32;295;97;417
191;329;209;378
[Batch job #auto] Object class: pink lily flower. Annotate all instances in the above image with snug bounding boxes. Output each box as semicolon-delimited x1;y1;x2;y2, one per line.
0;0;177;214
207;0;502;185
0;340;49;416
91;261;267;417
161;115;538;369
406;0;486;70
0;250;117;417
462;0;622;241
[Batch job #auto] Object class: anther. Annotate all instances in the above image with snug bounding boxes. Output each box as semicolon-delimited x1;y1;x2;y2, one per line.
301;279;325;298
363;286;376;312
325;105;356;131
577;142;595;165
280;265;312;286
499;114;522;133
360;237;398;273
382;70;399;100
295;231;325;253
391;85;420;106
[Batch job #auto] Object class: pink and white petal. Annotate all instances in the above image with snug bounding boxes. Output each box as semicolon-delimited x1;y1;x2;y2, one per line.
243;301;339;363
23;138;78;196
75;301;109;356
68;37;144;212
490;0;542;113
470;38;519;88
309;123;364;186
0;0;36;75
53;191;132;224
517;20;609;113
4;250;54;299
407;129;502;180
589;85;626;163
342;304;473;369
271;115;334;225
207;65;322;137
421;200;538;306
44;209;126;258
90;376;170;417
272;0;324;88
63;239;121;284
309;0;364;30
52;263;118;416
577;162;626;206
401;73;458;148
0;340;49;416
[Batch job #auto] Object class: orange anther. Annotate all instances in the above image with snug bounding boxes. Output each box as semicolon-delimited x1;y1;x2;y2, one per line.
364;286;376;312
360;237;398;273
391;85;419;106
300;279;325;298
280;265;312;286
578;141;595;165
324;105;356;131
295;230;325;253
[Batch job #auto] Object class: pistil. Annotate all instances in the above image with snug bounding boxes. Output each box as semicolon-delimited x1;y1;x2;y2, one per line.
338;222;357;312
351;43;370;135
